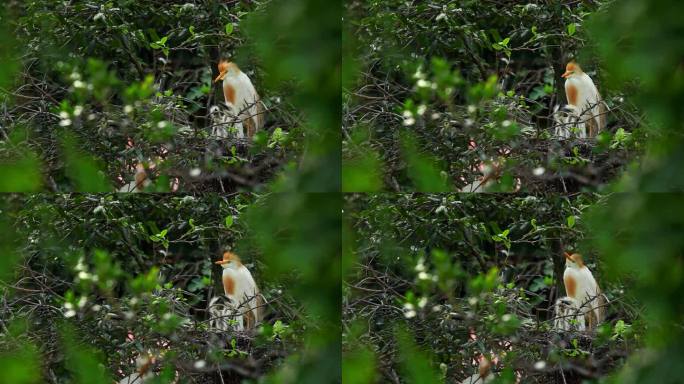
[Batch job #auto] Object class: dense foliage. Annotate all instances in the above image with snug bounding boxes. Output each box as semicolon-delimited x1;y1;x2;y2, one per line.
343;193;643;383
343;0;647;192
0;0;340;192
0;193;341;383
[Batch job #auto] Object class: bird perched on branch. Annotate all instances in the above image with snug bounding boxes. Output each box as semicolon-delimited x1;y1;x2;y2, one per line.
213;60;265;139
208;295;242;332
562;61;606;137
553;104;586;139
214;251;264;330
563;252;606;330
553;296;585;331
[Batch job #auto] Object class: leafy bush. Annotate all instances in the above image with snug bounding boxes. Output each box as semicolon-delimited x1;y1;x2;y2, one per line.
0;0;340;192
343;1;646;192
343;193;642;383
0;192;341;383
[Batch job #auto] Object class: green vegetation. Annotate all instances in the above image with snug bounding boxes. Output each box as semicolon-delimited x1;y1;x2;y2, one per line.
0;193;341;383
0;0;340;192
343;1;649;192
343;193;643;383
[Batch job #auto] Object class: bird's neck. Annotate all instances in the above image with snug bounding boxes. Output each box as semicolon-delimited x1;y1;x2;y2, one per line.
221;262;242;270
223;69;241;79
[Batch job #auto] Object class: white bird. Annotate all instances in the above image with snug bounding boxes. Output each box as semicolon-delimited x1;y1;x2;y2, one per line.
553;296;586;331
553;104;586;139
214;251;264;329
213;60;265;139
563;252;606;330
562;61;606;137
208;295;242;332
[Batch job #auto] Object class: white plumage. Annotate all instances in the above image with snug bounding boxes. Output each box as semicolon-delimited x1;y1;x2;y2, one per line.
214;61;264;139
562;61;606;137
208;295;243;332
215;252;263;330
553;296;586;331
553;104;586;139
563;252;605;330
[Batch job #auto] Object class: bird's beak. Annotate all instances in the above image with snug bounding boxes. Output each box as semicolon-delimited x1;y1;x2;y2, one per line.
215;260;227;265
214;71;226;83
561;71;571;78
564;252;572;260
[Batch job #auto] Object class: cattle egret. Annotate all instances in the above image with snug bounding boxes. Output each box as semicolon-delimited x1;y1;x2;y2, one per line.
562;61;606;137
214;251;264;329
563;252;606;330
214;60;265;139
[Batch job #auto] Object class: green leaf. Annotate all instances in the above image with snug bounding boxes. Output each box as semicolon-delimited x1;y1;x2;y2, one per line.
501;37;510;46
225;23;234;35
60;132;112;192
567;23;576;36
567;215;576;228
0;343;41;384
225;215;234;228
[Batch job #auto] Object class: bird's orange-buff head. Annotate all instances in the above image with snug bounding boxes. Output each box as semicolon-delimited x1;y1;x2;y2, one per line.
562;61;582;78
214;60;240;83
564;252;585;268
215;251;242;266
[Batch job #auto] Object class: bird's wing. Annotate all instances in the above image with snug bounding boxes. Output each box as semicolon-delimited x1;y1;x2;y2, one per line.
236;72;260;115
580;267;599;295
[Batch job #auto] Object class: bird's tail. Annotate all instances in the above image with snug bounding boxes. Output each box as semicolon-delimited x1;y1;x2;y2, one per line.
598;99;607;133
597;287;608;324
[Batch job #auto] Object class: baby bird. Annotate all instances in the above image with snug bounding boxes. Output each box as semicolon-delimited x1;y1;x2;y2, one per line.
214;251;264;329
214;60;265;139
208;295;242;332
562;61;606;137
553;296;586;331
563;252;605;330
